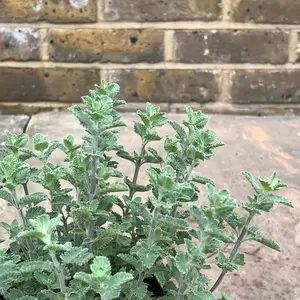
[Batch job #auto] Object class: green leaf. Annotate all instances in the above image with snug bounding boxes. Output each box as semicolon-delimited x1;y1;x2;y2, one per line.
0;189;14;204
19;192;48;206
164;136;178;153
21;261;53;273
19;296;38;300
169;121;187;140
61;247;93;266
91;256;111;279
215;252;237;272
242;171;262;194
234;253;245;266
117;150;136;163
63;135;74;149
33;133;49;151
247;227;280;251
175;252;191;274
258;172;287;191
26;206;46;220
268;194;293;208
184;105;209;129
192;175;215;186
132;242;163;269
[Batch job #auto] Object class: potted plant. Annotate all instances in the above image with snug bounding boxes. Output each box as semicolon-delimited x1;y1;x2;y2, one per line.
0;81;293;300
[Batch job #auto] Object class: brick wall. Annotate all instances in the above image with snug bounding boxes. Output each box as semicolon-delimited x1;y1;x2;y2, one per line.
1;0;300;115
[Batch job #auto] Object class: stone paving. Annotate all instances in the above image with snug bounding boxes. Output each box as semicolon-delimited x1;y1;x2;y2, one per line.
0;112;300;299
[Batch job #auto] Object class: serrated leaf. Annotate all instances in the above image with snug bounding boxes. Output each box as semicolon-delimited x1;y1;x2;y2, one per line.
61;247;93;266
133;242;163;269
234;253;245;266
21;261;53;273
175;252;191;274
26;206;46;220
19;192;48;206
169;121;187;140
267;194;293;208
192;175;215;186
258;172;287;191
215;252;237;272
247;228;280;251
33;133;48;151
117;150;136;163
242;171;261;194
164;136;178;153
0;189;14;204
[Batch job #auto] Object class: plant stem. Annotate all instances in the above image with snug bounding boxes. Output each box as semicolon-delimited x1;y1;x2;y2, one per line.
137;204;160;284
172;160;196;217
87;136;98;249
184;160;196;182
129;142;147;199
127;142;147;244
147;207;159;245
210;213;254;293
49;251;66;292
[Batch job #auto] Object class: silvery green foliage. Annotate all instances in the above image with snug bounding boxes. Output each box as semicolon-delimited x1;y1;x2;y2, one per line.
0;80;293;300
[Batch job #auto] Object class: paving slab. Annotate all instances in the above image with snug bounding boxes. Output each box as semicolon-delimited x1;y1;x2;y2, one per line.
2;111;300;299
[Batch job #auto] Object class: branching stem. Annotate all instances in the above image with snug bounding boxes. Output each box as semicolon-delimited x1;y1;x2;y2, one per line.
210;213;254;292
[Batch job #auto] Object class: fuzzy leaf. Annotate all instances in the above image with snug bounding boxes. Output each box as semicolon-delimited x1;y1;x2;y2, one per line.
21;261;53;273
19;192;48;206
61;247;93;266
33;133;49;151
258;172;287;191
242;171;261;194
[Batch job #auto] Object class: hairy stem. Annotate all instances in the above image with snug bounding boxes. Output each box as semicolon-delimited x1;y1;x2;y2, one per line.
138;204;160;284
210;213;254;292
49;251;66;292
184;160;196;182
172;160;196;217
147;207;159;245
87;136;98;249
127;142;147;244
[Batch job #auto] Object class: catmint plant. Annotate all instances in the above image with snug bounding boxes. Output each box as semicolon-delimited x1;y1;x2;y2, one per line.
0;80;293;300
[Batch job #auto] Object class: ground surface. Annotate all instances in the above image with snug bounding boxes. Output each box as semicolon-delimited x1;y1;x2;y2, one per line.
0;112;300;300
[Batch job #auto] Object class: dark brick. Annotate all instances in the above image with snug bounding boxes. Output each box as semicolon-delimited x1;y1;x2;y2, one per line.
0;28;40;61
232;0;300;24
0;68;99;102
175;30;289;64
0;0;97;23
107;70;221;103
103;0;221;21
48;29;164;63
231;70;300;104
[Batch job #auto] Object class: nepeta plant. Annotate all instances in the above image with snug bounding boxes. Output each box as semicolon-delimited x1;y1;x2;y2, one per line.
0;81;293;300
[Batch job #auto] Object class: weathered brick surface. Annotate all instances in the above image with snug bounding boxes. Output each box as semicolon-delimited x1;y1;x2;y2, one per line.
0;68;99;102
107;70;221;103
48;29;164;63
231;71;300;104
0;28;40;61
103;0;221;21
175;30;289;64
45;0;97;23
296;33;300;63
232;0;300;24
0;0;42;22
0;0;97;23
